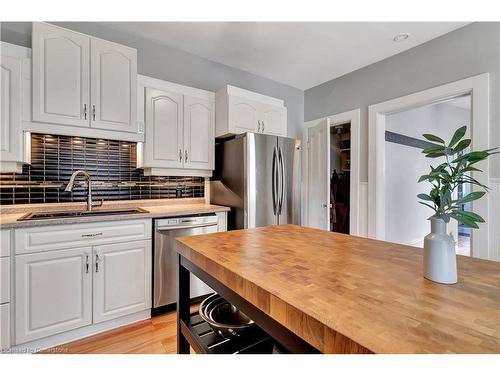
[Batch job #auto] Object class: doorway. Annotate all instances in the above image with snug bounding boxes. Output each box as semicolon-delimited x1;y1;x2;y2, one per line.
304;109;360;235
368;73;491;259
384;95;471;255
329;122;351;234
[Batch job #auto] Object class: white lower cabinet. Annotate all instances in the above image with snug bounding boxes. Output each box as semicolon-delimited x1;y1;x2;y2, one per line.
15;247;93;344
14;219;152;345
93;240;151;323
0;303;10;350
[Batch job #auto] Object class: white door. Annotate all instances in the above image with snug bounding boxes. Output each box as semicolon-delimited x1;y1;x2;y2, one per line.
183;96;214;170
32;22;90;127
228;96;259;133
15;247;92;344
260;103;287;136
145;88;184;168
90;38;137;133
1;54;22;163
93;240;151;323
306;118;330;230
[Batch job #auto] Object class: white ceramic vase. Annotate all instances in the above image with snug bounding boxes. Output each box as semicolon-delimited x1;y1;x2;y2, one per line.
423;217;457;284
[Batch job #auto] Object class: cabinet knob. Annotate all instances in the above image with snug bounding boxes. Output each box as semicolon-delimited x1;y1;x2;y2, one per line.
257;120;261;132
262;121;265;132
83;104;87;120
185;150;188;162
179;149;182;162
92;105;96;121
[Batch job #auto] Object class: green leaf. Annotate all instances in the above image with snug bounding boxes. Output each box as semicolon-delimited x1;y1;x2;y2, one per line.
422;145;446;154
423;134;445;144
462;166;482;173
449;126;467;147
418;175;431;183
455;191;486;204
449;212;479;229
455;210;485;223
453;139;471;154
418;201;437;211
417;193;433;201
425;152;446;158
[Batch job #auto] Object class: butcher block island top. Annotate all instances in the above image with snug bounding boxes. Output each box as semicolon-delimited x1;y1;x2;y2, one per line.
175;224;500;354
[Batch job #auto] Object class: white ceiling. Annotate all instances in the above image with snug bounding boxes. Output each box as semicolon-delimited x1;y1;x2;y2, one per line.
102;22;468;90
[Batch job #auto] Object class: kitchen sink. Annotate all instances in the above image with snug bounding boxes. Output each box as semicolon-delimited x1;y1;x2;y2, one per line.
17;207;149;221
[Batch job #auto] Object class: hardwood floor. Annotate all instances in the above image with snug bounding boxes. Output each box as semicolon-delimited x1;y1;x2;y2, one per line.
41;309;189;354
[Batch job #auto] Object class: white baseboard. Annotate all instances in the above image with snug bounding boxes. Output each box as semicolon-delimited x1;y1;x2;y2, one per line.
489;178;500;261
358;182;368;237
7;309;150;354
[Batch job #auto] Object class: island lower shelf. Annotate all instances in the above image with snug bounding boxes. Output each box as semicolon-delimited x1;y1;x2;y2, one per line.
176;255;319;354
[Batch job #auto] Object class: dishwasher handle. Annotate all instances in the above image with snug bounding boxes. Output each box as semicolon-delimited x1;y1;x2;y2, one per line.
156;222;218;231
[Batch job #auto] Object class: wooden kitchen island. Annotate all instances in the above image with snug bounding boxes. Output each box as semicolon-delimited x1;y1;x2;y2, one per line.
174;225;500;354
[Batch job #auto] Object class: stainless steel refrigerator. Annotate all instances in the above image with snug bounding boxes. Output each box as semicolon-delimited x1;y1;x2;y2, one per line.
211;132;301;229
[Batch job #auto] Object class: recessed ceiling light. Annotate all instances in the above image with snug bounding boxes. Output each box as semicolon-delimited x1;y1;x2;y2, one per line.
393;33;410;42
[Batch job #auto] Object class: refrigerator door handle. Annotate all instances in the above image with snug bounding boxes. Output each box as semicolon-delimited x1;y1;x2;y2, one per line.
278;146;285;215
272;146;278;215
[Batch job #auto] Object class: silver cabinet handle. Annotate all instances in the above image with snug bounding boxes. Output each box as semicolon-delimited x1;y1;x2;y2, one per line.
92;105;96;121
271;146;278;215
95;253;100;273
179;149;182;162
81;232;103;238
185;150;188;162
85;254;89;274
257;120;261;132
83;104;87;120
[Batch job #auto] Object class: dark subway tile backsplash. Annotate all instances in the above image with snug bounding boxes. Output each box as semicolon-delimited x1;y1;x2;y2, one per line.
0;134;204;205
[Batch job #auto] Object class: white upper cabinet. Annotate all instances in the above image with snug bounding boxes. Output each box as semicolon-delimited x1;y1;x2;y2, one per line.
228;96;260;133
1;50;23;173
144;87;184;169
138;75;215;177
92;240;151;323
259;103;287;136
216;85;287;137
31;22;139;142
90;38;137;133
32;22;90;127
184;96;214;170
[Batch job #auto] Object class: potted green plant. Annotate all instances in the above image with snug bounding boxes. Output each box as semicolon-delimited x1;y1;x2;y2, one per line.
417;126;498;284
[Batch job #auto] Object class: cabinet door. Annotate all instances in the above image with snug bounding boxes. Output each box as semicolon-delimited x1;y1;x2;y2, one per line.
260;103;287;136
144;88;183;168
90;38;137;133
183;96;214;170
32;22;90;127
15;247;92;344
228;96;260;133
1;54;22;163
93;240;151;323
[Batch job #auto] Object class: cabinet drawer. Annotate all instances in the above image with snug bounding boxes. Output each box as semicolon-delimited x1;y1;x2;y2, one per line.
1;230;11;257
0;258;9;304
15;219;152;254
0;303;10;350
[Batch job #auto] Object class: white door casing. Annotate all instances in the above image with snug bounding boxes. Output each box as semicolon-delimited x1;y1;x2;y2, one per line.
306;118;330;230
183;95;214;170
145;88;184;169
32;22;90;127
368;73;491;259
90;38;137;133
15;247;92;344
92;240;151;324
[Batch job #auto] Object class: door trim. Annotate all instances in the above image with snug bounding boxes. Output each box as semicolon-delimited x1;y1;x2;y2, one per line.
368;73;490;259
303;109;361;235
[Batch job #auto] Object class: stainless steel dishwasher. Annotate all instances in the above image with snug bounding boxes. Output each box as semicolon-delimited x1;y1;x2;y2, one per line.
153;214;217;312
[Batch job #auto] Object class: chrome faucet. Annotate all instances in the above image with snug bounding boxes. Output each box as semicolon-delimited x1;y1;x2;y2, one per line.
64;170;103;211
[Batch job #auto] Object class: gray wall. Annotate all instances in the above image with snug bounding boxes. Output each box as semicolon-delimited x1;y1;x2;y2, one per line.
304;22;500;181
0;22;304;138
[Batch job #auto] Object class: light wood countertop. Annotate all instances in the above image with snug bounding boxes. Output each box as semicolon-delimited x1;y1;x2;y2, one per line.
175;224;500;354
